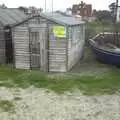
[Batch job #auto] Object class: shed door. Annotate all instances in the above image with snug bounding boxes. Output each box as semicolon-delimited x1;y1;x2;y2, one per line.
29;25;48;71
29;28;41;68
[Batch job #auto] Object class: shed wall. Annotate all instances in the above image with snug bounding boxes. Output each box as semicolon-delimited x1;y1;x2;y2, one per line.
68;25;85;70
13;26;30;69
0;26;5;63
49;25;67;72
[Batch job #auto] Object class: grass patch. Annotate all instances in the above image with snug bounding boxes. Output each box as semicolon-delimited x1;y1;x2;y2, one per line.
0;100;15;113
0;65;120;95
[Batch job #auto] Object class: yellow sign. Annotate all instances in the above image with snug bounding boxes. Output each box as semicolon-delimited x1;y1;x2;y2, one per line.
53;26;66;37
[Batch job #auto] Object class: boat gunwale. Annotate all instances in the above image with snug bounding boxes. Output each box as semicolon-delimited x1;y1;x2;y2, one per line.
89;32;120;55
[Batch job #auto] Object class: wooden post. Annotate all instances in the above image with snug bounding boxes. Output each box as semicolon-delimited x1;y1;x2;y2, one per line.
11;28;15;68
66;26;68;72
44;27;49;72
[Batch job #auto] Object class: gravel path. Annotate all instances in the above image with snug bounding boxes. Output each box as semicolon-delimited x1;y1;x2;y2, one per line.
0;87;120;120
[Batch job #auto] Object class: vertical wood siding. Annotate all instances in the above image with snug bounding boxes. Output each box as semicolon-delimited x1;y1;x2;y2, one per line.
13;27;30;69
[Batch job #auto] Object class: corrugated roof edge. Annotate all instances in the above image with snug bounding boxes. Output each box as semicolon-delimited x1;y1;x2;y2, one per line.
13;13;85;27
10;17;28;27
4;17;28;27
12;14;65;27
12;16;37;27
40;13;85;26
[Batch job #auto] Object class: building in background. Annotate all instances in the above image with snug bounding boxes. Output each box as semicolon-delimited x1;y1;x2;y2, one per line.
66;8;72;15
0;4;7;8
72;1;92;18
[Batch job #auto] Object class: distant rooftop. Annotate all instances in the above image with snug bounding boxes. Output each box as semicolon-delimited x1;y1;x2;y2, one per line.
0;8;27;26
41;12;84;26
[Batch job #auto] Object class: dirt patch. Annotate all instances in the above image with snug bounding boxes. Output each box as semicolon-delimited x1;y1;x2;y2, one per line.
0;87;120;120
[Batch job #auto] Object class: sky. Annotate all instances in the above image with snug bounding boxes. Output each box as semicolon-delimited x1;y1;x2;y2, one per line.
0;0;117;12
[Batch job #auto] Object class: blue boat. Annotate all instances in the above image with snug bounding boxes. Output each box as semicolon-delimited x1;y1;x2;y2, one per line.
89;33;120;66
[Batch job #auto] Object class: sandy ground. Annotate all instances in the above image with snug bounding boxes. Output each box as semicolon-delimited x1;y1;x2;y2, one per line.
0;87;120;120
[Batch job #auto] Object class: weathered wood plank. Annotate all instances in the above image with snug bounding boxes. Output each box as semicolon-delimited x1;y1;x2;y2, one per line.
13;27;30;70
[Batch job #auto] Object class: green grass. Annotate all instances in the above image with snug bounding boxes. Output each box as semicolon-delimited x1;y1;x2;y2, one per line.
0;100;15;113
0;65;120;95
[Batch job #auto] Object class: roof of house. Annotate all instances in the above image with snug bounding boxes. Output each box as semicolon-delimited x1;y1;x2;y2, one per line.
0;8;27;26
40;12;84;26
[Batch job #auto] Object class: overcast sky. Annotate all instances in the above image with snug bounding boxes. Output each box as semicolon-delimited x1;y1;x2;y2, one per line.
0;0;117;11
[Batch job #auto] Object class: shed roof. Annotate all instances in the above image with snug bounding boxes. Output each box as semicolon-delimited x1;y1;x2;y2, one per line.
0;8;27;26
41;12;84;26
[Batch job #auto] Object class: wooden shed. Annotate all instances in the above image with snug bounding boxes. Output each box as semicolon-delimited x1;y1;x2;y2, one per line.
1;11;85;72
0;8;27;63
12;12;85;72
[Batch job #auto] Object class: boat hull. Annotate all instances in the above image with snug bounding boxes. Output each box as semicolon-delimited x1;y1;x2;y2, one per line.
89;39;120;66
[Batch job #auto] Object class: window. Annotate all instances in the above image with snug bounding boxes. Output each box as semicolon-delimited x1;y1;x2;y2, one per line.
30;32;40;54
31;32;39;44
